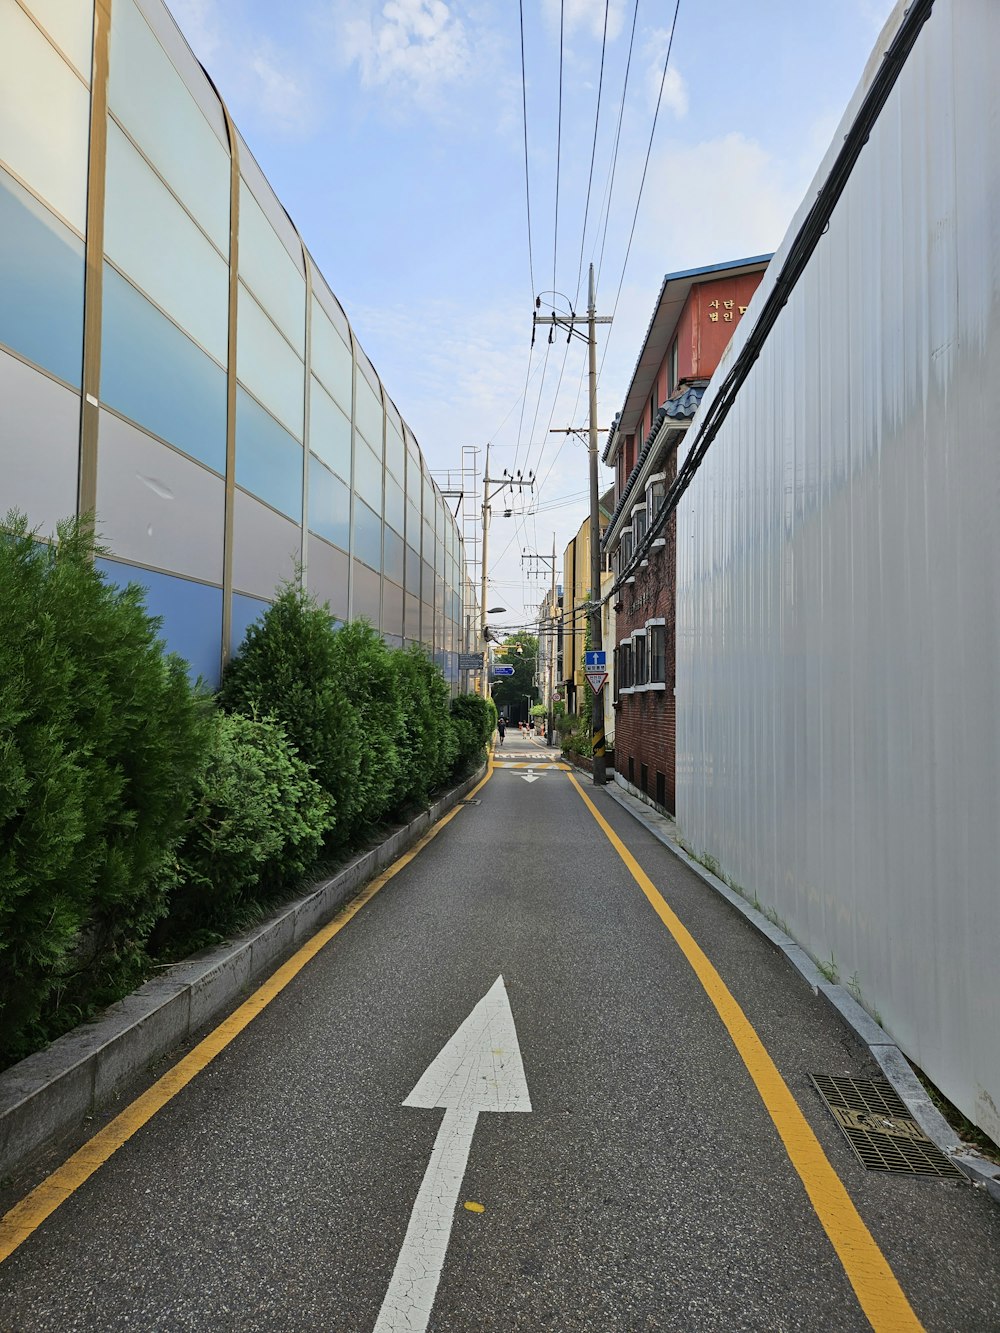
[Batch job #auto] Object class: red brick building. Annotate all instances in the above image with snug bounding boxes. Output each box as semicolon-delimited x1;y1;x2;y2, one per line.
602;257;770;812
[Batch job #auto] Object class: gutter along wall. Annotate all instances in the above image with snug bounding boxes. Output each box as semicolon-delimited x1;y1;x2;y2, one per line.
675;0;1000;1144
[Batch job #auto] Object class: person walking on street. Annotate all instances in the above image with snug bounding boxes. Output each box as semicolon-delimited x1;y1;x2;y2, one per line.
497;717;506;747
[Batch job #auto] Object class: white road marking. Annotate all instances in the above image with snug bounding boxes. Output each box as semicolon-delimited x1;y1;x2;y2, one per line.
374;976;531;1333
521;770;539;783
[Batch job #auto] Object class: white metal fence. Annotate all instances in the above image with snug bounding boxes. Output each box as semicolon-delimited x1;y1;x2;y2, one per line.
676;0;1000;1143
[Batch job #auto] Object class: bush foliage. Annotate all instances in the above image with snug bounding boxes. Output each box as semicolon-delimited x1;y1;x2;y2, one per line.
155;712;333;950
0;513;211;1065
450;693;497;773
219;583;362;848
327;621;404;840
3;527;488;1071
391;646;458;808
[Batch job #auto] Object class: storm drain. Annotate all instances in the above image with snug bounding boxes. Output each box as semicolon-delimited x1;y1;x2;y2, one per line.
810;1074;965;1179
459;798;481;806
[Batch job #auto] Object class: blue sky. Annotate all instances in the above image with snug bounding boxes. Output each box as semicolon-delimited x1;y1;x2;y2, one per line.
169;0;897;631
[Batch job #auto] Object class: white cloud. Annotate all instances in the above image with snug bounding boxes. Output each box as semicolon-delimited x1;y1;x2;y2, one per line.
338;0;475;107
246;43;312;130
630;131;808;274
544;0;626;43
168;0;312;134
646;28;687;118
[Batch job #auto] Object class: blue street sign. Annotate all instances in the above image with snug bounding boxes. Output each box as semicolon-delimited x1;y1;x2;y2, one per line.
493;665;515;676
584;650;607;669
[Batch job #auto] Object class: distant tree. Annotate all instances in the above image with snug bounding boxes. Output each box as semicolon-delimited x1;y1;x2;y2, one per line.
489;631;539;715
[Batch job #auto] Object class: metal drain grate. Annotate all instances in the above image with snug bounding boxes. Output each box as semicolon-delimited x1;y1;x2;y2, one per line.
458;798;481;806
810;1074;966;1179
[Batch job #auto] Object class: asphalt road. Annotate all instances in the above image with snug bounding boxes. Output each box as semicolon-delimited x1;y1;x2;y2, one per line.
1;733;998;1331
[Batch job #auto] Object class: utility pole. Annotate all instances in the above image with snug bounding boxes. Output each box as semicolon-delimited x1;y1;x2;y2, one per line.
533;263;612;783
481;442;534;699
548;533;556;748
520;543;559;746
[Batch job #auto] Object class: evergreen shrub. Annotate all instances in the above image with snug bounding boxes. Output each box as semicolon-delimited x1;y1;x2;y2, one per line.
0;513;210;1066
327;621;404;839
449;694;496;773
156;712;332;949
220;583;362;849
390;645;456;808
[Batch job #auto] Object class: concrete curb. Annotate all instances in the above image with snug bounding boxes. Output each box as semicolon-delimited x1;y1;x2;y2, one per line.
602;779;1000;1206
0;764;487;1182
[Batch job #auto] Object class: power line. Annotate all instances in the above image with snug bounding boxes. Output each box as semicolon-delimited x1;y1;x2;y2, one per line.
594;0;640;295
518;0;536;301
606;0;935;601
553;0;565;295
604;0;683;335
573;0;611;311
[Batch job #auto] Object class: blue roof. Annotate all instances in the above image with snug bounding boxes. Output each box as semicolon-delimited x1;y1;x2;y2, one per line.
601;385;706;545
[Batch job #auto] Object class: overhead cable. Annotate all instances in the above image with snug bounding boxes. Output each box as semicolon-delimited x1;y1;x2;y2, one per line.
573;0;611;310
594;0;640;295
608;0;937;599
553;0;565;294
518;0;536;302
604;0;682;337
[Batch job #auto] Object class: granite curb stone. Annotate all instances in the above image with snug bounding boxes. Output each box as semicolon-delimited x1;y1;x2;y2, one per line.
0;763;486;1181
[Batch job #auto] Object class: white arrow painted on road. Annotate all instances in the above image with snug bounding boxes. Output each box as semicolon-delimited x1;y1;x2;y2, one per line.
374;976;531;1333
521;769;539;783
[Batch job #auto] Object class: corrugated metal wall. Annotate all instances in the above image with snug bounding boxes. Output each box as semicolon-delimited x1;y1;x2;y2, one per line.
676;0;1000;1142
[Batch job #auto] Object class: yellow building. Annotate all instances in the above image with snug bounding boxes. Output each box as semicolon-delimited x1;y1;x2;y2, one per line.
559;490;613;716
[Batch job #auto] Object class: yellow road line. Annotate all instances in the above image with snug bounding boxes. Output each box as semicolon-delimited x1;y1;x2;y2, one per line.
0;760;495;1266
492;761;568;769
566;772;922;1333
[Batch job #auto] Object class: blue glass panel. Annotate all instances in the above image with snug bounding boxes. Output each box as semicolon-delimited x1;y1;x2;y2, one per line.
0;168;83;386
383;526;404;585
308;454;350;551
354;438;382;510
405;544;420;593
96;557;222;687
231;591;271;653
101;264;226;473
309;375;351;482
235;386;303;521
384;476;405;535
354;499;382;571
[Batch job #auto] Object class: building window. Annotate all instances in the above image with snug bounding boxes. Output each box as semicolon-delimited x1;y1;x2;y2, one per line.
618;641;632;690
620;529;633;569
633;632;647;687
649;624;666;683
647;476;667;527
633;506;647;547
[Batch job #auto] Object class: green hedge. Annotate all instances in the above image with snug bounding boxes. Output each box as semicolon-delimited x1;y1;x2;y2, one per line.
450;693;497;773
0;514;211;1065
391;645;458;808
154;712;332;952
2;530;487;1070
219;583;363;850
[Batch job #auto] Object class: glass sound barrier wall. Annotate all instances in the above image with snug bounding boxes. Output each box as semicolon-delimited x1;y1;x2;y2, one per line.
0;0;467;688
